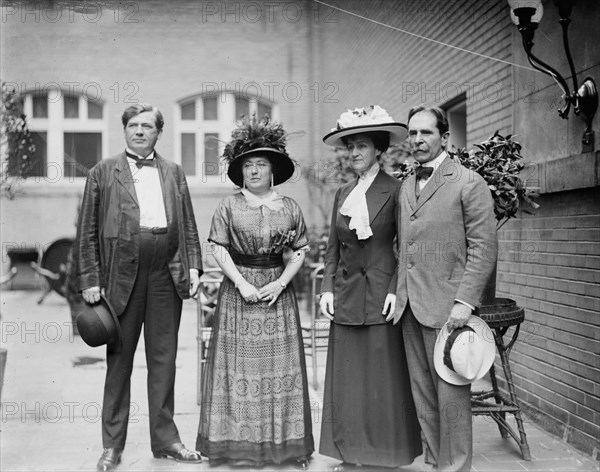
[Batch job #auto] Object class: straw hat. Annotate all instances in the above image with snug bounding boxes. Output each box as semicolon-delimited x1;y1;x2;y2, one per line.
433;315;496;385
323;105;408;147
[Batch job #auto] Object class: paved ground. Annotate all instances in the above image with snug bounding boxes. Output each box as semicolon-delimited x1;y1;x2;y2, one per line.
1;290;598;472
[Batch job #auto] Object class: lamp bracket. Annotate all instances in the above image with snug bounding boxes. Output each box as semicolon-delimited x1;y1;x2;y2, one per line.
577;78;598;145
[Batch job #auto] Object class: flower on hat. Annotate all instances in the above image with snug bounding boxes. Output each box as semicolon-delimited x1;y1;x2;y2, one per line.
334;105;395;131
222;114;289;164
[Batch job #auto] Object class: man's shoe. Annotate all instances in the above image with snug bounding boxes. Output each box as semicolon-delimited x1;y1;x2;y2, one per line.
96;448;123;472
153;442;202;463
332;463;357;472
292;456;310;470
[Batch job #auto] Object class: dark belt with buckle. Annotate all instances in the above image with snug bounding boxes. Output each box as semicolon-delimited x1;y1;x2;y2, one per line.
140;227;167;234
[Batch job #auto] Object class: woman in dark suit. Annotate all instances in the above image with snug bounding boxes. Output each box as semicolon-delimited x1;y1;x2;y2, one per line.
319;106;422;471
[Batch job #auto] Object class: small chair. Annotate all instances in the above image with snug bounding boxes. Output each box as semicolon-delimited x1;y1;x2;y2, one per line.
471;298;531;461
301;263;330;390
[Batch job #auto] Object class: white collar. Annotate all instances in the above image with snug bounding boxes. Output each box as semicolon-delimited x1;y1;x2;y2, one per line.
421;150;447;170
358;162;380;181
241;189;284;211
126;148;155;160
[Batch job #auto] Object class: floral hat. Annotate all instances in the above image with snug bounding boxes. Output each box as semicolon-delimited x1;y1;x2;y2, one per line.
323;105;408;147
223;114;296;187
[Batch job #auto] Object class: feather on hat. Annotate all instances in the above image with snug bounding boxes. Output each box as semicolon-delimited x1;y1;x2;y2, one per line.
223;114;296;187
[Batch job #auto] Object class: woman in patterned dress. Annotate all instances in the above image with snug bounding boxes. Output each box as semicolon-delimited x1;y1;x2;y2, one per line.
196;116;314;469
319;106;422;471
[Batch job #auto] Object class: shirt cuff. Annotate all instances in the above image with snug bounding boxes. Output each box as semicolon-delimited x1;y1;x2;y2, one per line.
455;299;475;311
190;268;200;276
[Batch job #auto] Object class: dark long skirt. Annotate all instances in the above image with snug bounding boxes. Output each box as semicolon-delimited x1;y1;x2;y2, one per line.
319;322;422;468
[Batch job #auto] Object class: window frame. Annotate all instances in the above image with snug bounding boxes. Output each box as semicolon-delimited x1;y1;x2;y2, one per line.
174;91;277;186
442;93;467;152
23;89;108;183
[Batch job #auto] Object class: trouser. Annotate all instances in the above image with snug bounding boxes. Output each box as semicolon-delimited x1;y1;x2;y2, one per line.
102;230;183;451
402;304;472;472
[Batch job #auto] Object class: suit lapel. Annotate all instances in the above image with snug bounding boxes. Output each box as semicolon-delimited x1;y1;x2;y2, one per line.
114;153;138;204
338;179;357;227
413;156;455;213
405;173;417;213
366;170;392;225
155;153;175;228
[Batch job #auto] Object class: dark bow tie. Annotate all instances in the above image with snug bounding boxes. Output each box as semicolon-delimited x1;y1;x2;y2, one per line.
415;166;434;180
126;151;156;169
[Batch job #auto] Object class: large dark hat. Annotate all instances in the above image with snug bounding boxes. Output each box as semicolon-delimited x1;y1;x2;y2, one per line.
76;294;122;352
223;115;296;188
323;105;408;147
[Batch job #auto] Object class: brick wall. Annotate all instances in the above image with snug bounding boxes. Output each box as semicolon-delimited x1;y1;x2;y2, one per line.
314;0;513;145
497;187;600;455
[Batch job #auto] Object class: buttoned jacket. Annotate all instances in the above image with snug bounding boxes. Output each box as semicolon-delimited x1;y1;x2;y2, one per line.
394;156;497;328
75;152;202;316
321;170;400;325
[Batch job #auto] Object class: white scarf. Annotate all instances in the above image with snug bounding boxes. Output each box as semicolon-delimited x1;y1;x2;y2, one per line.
339;164;379;240
241;189;284;212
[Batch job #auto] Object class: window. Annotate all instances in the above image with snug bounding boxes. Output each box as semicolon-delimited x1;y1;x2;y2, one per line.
181;133;196;176
175;91;277;181
28;132;48;177
204;133;220;176
24;90;107;180
203;95;218;120
64;132;102;177
443;93;467;152
32;94;48;118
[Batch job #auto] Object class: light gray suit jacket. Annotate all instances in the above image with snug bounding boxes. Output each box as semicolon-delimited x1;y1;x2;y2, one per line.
394;156;498;328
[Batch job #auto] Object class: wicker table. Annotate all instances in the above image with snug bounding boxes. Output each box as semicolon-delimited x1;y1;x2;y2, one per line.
471;298;532;461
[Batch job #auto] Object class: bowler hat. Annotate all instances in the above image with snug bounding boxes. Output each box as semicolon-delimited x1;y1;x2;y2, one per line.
76;294;122;352
433;315;496;385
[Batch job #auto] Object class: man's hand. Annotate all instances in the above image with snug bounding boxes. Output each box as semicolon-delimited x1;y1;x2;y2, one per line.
446;302;472;330
319;292;334;321
82;286;103;304
383;293;398;324
189;269;200;297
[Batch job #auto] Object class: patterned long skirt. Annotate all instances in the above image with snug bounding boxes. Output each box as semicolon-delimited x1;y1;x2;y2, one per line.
196;264;314;464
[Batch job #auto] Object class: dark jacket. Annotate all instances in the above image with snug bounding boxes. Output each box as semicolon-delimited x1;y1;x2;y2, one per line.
75;152;202;316
321;170;400;325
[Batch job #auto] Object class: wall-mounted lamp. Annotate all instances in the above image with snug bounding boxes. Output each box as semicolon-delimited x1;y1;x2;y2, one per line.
507;0;597;145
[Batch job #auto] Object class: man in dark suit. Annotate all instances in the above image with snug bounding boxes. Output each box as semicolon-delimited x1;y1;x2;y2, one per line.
391;106;498;471
76;103;203;472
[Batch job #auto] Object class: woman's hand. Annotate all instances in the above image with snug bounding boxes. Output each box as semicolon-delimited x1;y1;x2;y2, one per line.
319;292;334;321
258;281;285;307
383;293;398;324
237;280;262;303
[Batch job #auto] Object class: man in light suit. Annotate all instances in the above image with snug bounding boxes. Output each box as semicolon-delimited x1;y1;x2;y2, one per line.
390;106;498;471
76;104;203;471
